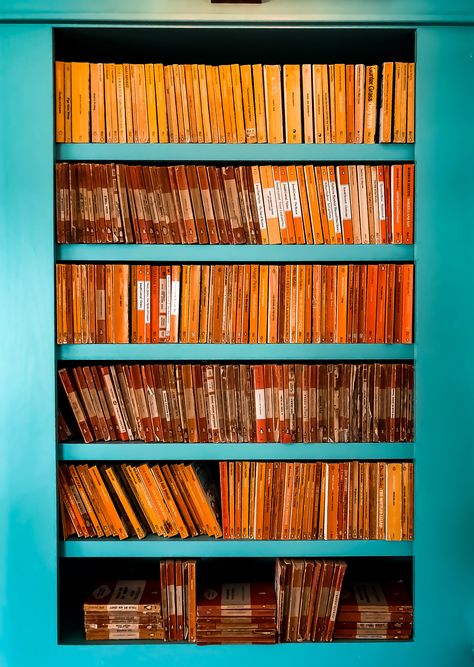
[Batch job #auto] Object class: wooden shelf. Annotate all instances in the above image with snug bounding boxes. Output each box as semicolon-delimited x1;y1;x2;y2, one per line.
57;343;414;361
60;536;413;558
56;244;415;263
58;442;414;461
56;142;415;162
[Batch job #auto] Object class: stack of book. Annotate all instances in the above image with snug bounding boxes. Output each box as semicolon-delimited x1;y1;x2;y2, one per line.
334;580;413;640
275;559;347;641
83;580;164;641
55;162;414;245
196;582;277;644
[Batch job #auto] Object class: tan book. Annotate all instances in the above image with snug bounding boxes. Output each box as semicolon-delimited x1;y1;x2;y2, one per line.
64;61;72;142
354;64;365;144
407;63;415;143
198;64;212;143
212;65;226;142
363;65;379;143
192;64;204;143
164;65;178;143
334;63;346;143
205;65;220;143
55;61;65;142
240;64;257;143
231;63;246;143
219;64;237;143
115;64;127;143
123;63;134;142
131;63;149;143
184;64;198;143
145;63;158;143
154;63;169;143
379;62;394;143
283;64;301;143
71;61;90;142
328;64;337;143
252;64;267;143
264;64;283;143
302;64;313;143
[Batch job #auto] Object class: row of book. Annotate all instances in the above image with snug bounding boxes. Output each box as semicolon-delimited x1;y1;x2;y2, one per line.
55;263;414;345
276;558;347;642
83;572;413;643
55;61;415;144
58;363;414;444
219;461;413;541
59;459;413;542
55;162;414;245
84;562;196;641
58;462;221;540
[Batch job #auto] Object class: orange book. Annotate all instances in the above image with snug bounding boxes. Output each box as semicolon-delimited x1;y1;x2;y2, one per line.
131;63;149;143
287;165;305;244
279;165;296;243
219;64;237;143
255;462;266;539
212;66;226;143
89;465;128;539
55;61;65;142
304;165;324;244
268;265;279;344
336;165;353;244
103;466;146;539
228;462;235;537
325;463;339;539
188;265;201;343
354;63;365;144
312;64;325;143
123;63;134;143
387;463;402;540
137;464;174;536
391;164;403;244
379;62;394;143
253;366;267;443
112;264;129;343
375;264;388;343
345;64;355;143
205;65;219;143
240;64;257;143
153;63;168;143
365;165;376;243
296;165;313;244
385;264;396;344
328;65;337;143
336;265;348;343
115;64;127;143
314;166;331;244
328;166;343;244
178;65;191;143
164;65;178;143
312;265;322;343
347;165;361;244
257;265;269;343
252;64;267;143
249;165;268;244
241;461;250;538
302;64;313;143
283;64;302;143
260;165;281;244
175;165;198;243
71;62;90;142
393;62;403;143
264;64;283;143
403;164;415;244
320;166;335;244
407;63;416;143
272;166;288;244
334;63;346;143
231;63;246;143
184;64;198;143
145;63;158;143
144;265;151;343
151;465;189;538
365;264;378;343
326;265;337;343
198;264;210;343
399;63;408;143
304;268;312;344
296;265;306;343
169;265;181;343
401;264;414;343
363;65;378;144
197;64;212;143
179;264;191;343
172;64;185;143
64;61;72;142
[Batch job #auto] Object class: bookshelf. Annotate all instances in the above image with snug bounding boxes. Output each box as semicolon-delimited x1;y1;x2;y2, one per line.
1;3;474;667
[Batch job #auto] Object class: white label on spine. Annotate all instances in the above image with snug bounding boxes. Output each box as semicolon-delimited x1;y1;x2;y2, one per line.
137;280;145;311
96;290;106;320
255;388;266;420
145;279;150;324
253;180;267;230
338;183;351;221
263;186;277;219
273;178;286;230
329;178;342;233
166;274;171;335
288;179;301;218
171;280;180;316
378;180;386;220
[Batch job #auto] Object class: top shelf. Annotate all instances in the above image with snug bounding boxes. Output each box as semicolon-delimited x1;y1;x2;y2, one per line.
56;143;415;163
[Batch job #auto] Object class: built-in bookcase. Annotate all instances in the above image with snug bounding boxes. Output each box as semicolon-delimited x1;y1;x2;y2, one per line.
1;4;473;667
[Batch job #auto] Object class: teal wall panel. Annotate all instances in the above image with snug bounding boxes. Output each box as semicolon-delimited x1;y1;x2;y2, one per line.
415;26;474;666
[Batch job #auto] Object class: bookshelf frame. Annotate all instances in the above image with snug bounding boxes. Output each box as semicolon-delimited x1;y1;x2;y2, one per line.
1;5;474;667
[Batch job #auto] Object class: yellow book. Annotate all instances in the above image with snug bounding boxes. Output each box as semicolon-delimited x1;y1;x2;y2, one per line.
205;65;219;143
55;61;65;142
334;63;346;143
172;64;185;143
145;63;158;143
399;62;408;143
115;63;127;143
379;61;394;143
363;64;379;144
263;64;283;143
240;64;257;143
302;63;313;143
407;62;416;143
192;63;204;143
328;64;337;143
354;63;365;144
178;64;191;143
321;64;331;143
393;62;403;143
283;64;301;143
71;61;90;143
123;63;134;143
153;63;169;143
164;64;178;143
64;61;72;142
198;64;212;143
219;64;237;143
108;63;119;143
231;63;246;143
252;64;267;143
312;64;324;144
212;65;226;142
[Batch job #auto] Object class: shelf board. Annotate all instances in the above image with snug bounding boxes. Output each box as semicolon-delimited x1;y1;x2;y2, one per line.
60;537;413;558
57;343;414;361
56;143;415;162
58;442;414;461
56;244;415;263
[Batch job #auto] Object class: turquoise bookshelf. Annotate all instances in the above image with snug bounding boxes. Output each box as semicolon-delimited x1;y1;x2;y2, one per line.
1;3;474;667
